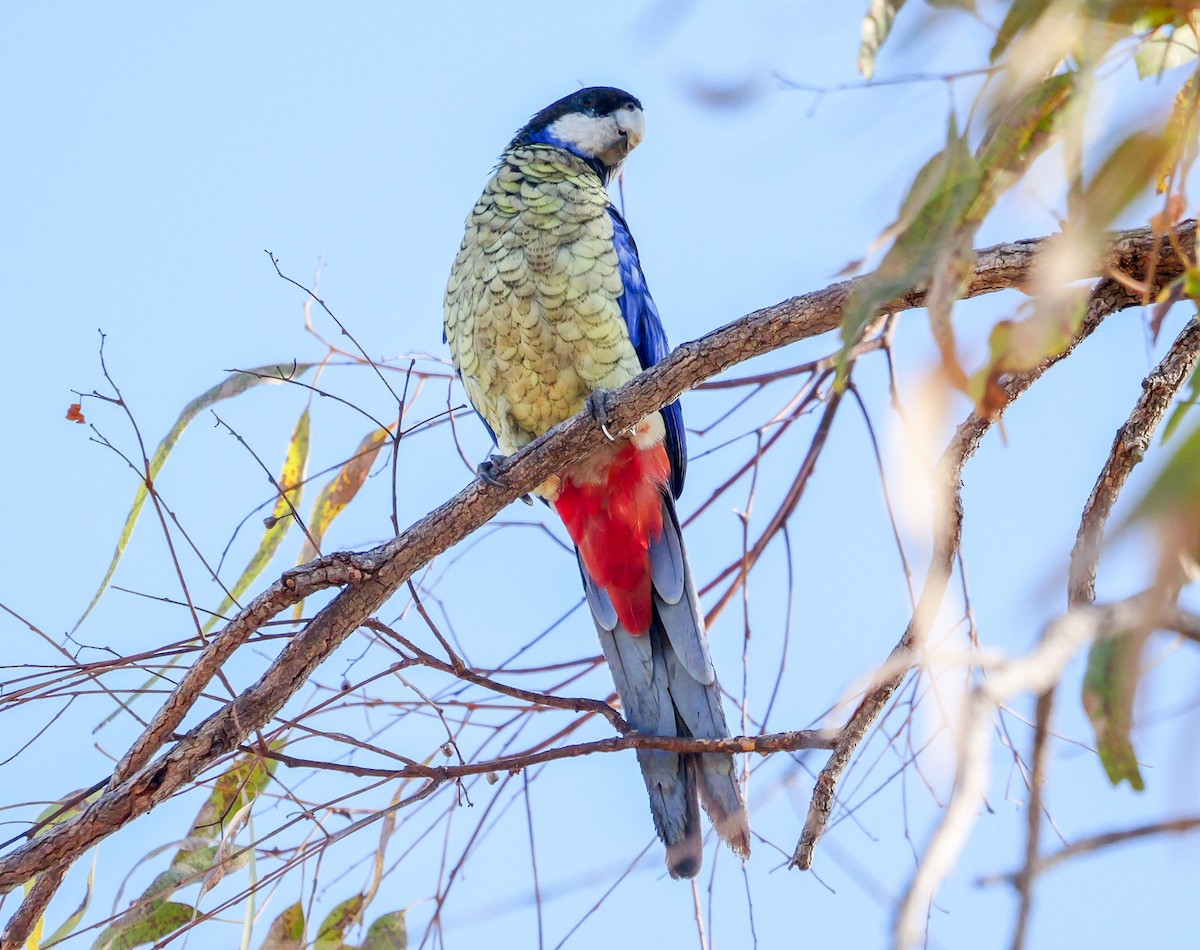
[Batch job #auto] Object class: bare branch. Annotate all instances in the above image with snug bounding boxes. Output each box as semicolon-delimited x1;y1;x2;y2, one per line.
0;221;1192;897
1069;316;1200;608
251;728;837;781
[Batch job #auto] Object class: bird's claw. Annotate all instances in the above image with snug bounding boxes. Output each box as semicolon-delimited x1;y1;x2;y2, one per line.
587;389;617;442
477;455;534;505
476;455;506;488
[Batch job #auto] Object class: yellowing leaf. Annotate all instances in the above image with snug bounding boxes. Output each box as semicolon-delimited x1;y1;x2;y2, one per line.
363;911;408;950
314;895;365;950
73;362;317;632
259;903;305;950
203;406;311;633
298;426;392;564
1156;73;1200;194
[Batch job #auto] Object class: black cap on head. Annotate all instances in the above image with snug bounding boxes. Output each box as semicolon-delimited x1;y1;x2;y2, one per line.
510;86;642;148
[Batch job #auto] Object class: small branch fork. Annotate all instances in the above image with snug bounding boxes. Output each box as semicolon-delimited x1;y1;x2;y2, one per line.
0;223;1194;945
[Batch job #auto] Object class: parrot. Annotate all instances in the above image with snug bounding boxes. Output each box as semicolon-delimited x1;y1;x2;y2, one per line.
443;86;749;879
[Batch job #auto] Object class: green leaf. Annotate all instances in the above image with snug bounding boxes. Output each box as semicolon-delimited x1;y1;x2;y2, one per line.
1131;419;1200;574
969;128;1172;410
974;72;1075;220
1082;635;1147;790
91;901;195;950
839;117;981;370
968;292;1089;413
1133;419;1200;522
203;406;311;633
73;362;317;632
926;232;977;387
1136;23;1200;77
258;902;305;950
859;0;907;79
363;911;408;950
314;895;365;950
187;749;279;845
96;751;279;950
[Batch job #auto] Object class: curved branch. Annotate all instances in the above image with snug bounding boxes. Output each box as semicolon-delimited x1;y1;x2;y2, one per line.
1068;316;1200;608
0;221;1193;895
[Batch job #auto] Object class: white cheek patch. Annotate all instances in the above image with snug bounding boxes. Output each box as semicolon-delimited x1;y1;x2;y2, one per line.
546;113;619;158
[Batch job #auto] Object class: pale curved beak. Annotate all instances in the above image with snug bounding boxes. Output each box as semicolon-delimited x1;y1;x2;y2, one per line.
613;106;645;150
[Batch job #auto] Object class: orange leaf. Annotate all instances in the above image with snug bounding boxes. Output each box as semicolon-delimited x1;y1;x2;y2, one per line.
66;403;85;424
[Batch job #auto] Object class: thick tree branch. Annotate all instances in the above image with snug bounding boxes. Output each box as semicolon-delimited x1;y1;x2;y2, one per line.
0;221;1193;896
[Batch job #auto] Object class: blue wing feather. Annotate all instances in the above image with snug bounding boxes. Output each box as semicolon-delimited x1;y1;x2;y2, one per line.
608;207;687;497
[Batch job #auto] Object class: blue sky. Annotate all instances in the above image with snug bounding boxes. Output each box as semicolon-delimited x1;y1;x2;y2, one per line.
4;3;1199;949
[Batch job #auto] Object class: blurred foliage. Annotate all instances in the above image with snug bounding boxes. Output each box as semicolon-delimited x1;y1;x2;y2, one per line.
1133;419;1200;570
848;0;1200;416
1082;634;1148;790
855;0;1200;794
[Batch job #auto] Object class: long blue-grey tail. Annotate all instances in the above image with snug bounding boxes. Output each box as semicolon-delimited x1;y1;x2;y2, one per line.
580;495;750;879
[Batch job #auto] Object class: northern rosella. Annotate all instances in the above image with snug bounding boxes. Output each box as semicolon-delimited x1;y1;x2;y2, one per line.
444;87;749;878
